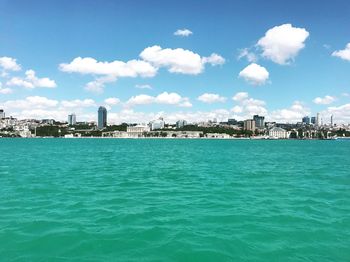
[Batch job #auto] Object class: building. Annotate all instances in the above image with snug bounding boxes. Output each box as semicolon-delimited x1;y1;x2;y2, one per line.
253;115;265;129
42;119;54;125
0;109;5;119
244;119;256;131
302;116;310;125
176;119;187;129
227;118;238;125
331;115;334;127
149;117;165;130
68;113;76;125
98;106;107;129
127;125;150;137
268;127;290;139
311;116;316;125
316;113;320;127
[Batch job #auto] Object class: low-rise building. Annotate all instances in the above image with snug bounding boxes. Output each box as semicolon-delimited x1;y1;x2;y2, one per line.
268;127;290;139
127;125;150;137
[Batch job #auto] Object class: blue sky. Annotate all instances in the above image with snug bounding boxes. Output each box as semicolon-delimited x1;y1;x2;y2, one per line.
1;0;350;123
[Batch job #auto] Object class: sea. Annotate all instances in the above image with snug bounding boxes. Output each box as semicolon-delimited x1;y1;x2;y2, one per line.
0;138;349;261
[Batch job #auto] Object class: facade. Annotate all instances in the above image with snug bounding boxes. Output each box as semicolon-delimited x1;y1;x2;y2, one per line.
302;116;310;125
68;113;76;125
227;118;238;125
176;119;187;129
0;109;5;119
311;116;316;125
244;119;256;131
268;127;289;139
149;117;165;130
253;115;265;129
316;113;320;127
127;125;150;137
98;106;107;129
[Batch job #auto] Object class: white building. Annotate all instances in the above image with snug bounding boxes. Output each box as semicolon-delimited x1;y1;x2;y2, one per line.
68;113;76;125
149;117;165;130
127;125;151;137
268;127;290;139
206;133;231;139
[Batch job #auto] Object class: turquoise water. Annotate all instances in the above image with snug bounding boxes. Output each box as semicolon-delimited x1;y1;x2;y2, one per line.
0;139;349;261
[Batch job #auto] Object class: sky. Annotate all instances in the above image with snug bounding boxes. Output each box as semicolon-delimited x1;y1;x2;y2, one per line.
1;0;350;124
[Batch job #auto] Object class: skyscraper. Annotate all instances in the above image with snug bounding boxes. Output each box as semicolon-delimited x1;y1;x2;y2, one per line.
68;113;76;125
316;113;320;127
311;116;316;125
244;119;255;131
98;106;107;129
0;109;4;119
253;115;265;129
302;116;310;125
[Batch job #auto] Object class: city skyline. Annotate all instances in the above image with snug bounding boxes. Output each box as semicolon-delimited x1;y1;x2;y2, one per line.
1;0;350;124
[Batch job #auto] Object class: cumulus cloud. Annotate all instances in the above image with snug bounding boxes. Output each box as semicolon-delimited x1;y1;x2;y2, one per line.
257;23;309;65
0;57;21;71
238;63;269;85
230;92;267;120
59;57;157;77
135;84;152;89
232;92;249;101
332;43;350;61
201;53;226;66
0;87;13;94
125;92;192;107
270;101;310;123
322;103;350;123
104;97;120;106
61;99;96;108
197;93;226;103
174;29;193;37
3;96;58;110
313;95;336;105
6;70;57;89
238;48;257;62
140;45;225;75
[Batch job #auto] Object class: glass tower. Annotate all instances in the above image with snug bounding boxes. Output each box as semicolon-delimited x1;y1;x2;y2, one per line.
98;106;107;129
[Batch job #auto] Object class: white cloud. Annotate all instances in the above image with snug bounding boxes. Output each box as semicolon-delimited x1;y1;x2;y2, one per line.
104;97;120;106
332;43;350;61
135;84;152;89
174;29;193;37
0;87;13;94
257;23;309;65
322;103;350;123
59;57;157;78
61;99;96;108
0;57;21;71
140;45;225;75
6;70;56;89
125;92;191;107
232;92;249;101
238;63;269;85
85;75;117;94
238;48;257;62
3;96;58;110
313;95;336;105
270;101;310;123
230;92;267;120
201;53;226;66
197;93;226;103
126;94;155;106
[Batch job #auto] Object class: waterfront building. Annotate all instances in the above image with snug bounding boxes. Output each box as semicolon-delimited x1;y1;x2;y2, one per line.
316;113;320;127
244;119;256;131
302;116;310;125
268;127;290;139
68;113;76;125
331;115;334;127
176;119;187;129
149;117;165;130
127;125;150;137
311;116;316;125
227;118;238;125
206;133;231;139
0;109;5;119
253;115;265;129
98;106;107;129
